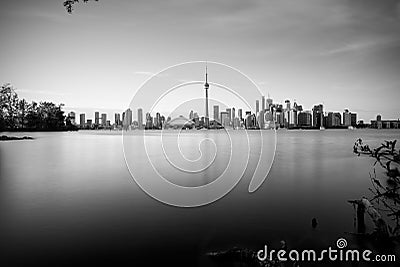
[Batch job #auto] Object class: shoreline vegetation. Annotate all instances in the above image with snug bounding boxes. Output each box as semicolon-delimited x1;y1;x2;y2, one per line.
0;135;34;141
351;139;400;240
0;83;77;132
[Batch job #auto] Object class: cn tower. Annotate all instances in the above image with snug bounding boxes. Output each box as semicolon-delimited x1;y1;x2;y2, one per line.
204;65;209;128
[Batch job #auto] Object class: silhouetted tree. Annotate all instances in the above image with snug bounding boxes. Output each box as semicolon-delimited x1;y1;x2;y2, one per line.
1;83;70;131
0;83;19;130
63;0;99;14
351;139;400;240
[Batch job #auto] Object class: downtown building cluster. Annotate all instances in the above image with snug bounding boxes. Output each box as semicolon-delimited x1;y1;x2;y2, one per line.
186;96;360;130
67;64;398;130
68;99;400;131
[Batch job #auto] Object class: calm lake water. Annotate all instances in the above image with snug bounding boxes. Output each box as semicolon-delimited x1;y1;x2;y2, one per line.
0;129;399;266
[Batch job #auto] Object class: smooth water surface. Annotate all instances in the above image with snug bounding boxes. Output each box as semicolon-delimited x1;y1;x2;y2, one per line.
0;129;399;266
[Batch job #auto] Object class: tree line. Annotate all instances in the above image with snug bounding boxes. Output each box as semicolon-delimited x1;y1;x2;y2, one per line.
0;84;77;131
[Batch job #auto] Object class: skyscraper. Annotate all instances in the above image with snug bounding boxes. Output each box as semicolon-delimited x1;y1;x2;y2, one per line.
145;112;153;129
155;112;161;129
115;113;121;126
343;109;350;126
351;113;357;127
95;112;100;126
232;107;236;127
284;100;291;128
327;112;341;127
79;113;85;128
213;105;219;123
298;111;312;127
127;109;133;125
258;110;265;129
220;111;229;127
101;113;107;126
312;104;324;128
256;100;260;114
138;108;143;129
262;96;265;112
226;108;232;126
204;65;209;128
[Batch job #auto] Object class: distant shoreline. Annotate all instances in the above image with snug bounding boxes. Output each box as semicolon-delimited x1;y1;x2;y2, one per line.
0;135;34;141
0;128;79;132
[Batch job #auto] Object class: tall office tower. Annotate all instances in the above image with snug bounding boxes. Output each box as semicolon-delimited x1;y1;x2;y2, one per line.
189;110;194;120
193;112;199;127
204;65;209;128
289;109;297;127
160;115;165;128
343;109;352;126
312;104;324;127
115;113;121;126
155;112;161;129
334;113;342;126
350;113;357;127
68;111;76;125
101;113;107;126
327;112;342;127
154;115;158;129
87;119;92;127
232;107;236;128
298;111;312;127
256;100;260;114
238;109;243;120
220;111;229;127
125;108;132;127
137;108;143;129
284;100;291;128
80;113;85;127
258;110;265;129
213;105;219;123
226;108;232;126
145;113;153;129
262;96;265;112
95;112;100;126
327;112;334;127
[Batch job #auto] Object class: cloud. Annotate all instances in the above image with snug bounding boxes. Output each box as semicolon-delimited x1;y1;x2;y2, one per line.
134;71;155;76
321;37;400;56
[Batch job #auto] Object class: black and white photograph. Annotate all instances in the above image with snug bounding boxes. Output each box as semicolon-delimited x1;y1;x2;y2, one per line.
1;1;400;266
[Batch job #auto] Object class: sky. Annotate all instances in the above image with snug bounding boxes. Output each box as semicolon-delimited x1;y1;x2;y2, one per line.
0;0;399;122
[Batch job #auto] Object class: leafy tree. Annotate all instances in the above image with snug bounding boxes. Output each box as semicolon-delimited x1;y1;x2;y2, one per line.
1;83;70;131
0;83;19;130
63;0;99;14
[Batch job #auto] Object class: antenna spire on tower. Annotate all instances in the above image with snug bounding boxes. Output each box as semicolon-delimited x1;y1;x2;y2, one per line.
205;63;208;84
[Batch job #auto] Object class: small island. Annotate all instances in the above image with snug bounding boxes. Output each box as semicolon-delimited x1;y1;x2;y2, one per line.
0;135;34;141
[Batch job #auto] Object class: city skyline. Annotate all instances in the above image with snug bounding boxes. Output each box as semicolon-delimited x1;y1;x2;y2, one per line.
74;90;399;130
68;60;388;129
1;0;400;122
